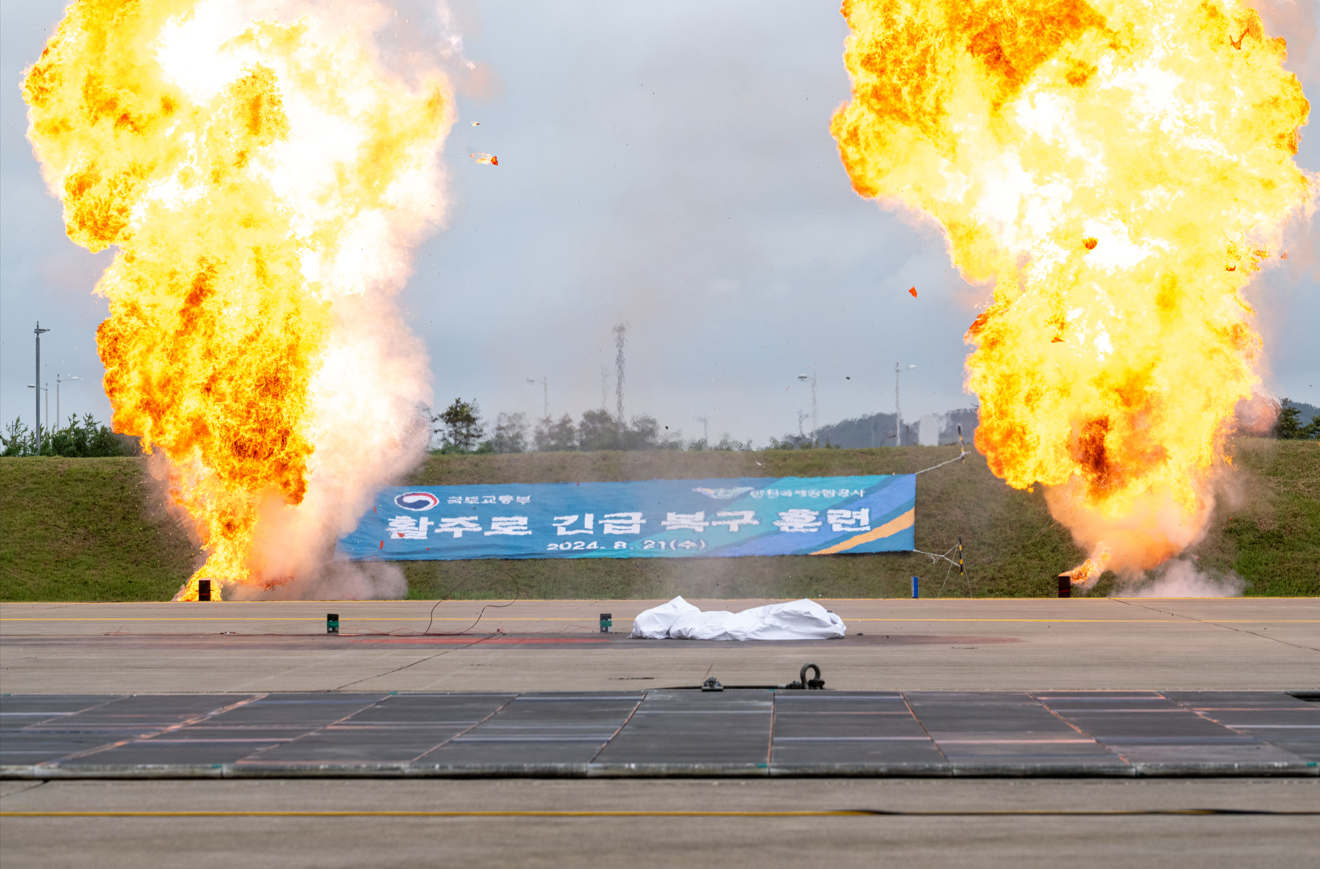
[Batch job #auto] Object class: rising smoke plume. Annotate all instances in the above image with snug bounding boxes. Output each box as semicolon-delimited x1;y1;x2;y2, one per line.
23;0;455;599
833;0;1315;578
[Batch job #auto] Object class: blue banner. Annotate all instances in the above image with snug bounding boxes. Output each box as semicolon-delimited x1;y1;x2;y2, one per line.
337;475;915;560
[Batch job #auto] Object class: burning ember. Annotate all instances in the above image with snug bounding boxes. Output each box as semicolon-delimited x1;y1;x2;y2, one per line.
23;0;453;600
833;0;1314;579
1063;547;1110;589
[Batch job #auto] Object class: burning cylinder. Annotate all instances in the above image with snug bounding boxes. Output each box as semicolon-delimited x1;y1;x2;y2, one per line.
197;580;211;602
1057;575;1072;599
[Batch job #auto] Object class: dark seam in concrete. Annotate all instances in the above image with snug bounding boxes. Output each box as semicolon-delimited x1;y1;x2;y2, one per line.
230;695;389;765
330;635;496;691
586;694;645;764
899;692;949;765
34;694;267;768
0;779;49;798
1114;598;1318;653
1032;691;1131;767
408;694;518;763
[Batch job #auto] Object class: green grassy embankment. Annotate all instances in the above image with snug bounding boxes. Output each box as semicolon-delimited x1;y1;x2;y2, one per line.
0;457;198;601
1;440;1315;601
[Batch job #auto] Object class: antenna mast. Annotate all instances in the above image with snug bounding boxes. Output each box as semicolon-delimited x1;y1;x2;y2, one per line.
613;322;627;424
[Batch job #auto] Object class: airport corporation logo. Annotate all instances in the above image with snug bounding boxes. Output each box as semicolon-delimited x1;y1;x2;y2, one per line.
693;487;754;500
394;491;440;511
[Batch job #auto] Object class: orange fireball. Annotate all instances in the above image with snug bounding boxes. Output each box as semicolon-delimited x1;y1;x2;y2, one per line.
23;1;453;599
833;0;1314;578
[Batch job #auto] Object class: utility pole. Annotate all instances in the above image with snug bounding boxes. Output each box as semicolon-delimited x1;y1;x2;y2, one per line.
613;322;627;425
33;322;49;454
894;363;915;446
30;382;50;436
694;414;709;446
526;378;548;421
894;363;900;444
57;374;80;428
797;373;817;446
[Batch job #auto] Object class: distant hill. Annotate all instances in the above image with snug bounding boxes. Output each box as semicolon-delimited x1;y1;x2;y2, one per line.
4;440;1314;600
813;401;1317;448
1286;400;1318;425
816;407;979;448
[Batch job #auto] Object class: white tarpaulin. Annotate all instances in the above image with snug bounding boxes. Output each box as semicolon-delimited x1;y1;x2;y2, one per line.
630;597;845;641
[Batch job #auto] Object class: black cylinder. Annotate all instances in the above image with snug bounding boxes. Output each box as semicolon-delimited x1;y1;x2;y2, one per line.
197;579;211;602
1057;574;1071;598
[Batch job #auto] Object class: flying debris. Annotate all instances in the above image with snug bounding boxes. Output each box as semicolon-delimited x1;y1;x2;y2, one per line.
471;121;480;126
908;287;918;297
1083;237;1098;250
470;152;498;165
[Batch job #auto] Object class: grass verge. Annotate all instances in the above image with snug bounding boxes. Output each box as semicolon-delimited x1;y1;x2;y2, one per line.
0;457;197;601
1;440;1314;601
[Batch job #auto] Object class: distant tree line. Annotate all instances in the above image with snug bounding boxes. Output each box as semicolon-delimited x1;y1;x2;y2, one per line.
427;399;994;455
428;400;755;454
811;407;979;449
1273;399;1320;440
1;414;140;457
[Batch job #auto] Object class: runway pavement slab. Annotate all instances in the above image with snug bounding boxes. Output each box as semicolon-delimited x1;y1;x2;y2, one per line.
2;690;1316;778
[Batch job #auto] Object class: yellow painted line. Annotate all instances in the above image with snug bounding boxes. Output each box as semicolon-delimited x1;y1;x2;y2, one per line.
0;612;1314;618
4;810;852;818
1;809;1314;818
811;509;914;555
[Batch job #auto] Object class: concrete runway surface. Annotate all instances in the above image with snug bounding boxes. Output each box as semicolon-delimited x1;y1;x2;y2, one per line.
2;597;1317;867
1;598;1316;692
1;777;1317;869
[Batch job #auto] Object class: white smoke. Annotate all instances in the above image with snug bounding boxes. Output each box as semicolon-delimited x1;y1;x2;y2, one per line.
244;560;410;601
1120;558;1246;598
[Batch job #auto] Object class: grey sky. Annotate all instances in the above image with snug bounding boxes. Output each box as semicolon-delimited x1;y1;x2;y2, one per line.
2;0;1317;447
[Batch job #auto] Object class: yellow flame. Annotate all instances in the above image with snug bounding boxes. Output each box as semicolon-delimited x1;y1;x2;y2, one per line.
24;1;452;600
833;0;1314;574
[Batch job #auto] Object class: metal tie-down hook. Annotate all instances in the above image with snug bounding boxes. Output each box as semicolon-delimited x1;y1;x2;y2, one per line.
785;663;825;690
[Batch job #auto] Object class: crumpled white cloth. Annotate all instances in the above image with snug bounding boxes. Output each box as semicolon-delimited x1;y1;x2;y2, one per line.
629;595;701;639
630;597;845;641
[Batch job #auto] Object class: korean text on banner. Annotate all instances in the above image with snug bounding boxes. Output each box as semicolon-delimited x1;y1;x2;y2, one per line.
336;476;915;561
